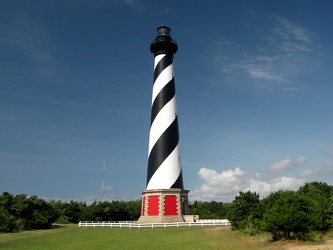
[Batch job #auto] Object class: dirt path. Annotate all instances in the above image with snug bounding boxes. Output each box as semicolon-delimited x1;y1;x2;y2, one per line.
288;240;333;250
268;240;333;250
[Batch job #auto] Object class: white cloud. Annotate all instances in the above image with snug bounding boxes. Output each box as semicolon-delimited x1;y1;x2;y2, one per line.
213;15;316;88
189;154;333;202
245;65;289;83
122;0;145;11
189;166;305;202
300;160;333;178
269;156;309;171
189;167;246;201
299;168;321;178
247;176;304;195
274;16;312;44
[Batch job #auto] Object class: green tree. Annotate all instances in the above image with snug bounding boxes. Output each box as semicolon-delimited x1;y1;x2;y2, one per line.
298;182;333;231
227;191;260;231
26;195;59;229
0;192;14;210
190;201;213;218
109;201;129;221
189;201;228;219
0;192;15;231
262;190;320;240
0;192;58;232
67;200;83;223
0;207;16;232
125;200;141;220
49;200;71;224
79;202;94;221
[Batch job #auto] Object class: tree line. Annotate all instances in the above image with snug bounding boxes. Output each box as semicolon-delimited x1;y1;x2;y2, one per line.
227;181;333;240
1;181;332;241
0;193;59;232
0;193;141;232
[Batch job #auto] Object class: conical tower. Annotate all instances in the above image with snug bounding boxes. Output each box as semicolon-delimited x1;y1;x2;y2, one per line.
138;25;189;223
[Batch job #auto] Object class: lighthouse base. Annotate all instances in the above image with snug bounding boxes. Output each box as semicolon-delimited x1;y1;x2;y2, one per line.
137;188;189;224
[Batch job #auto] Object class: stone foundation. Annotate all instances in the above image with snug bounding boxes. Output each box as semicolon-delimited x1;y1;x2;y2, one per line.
183;215;199;222
137;188;189;224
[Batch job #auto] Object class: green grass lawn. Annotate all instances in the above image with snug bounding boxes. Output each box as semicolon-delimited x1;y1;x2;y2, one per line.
0;225;269;250
2;225;332;250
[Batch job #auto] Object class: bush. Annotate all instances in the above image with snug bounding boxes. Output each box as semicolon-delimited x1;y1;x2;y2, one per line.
0;208;16;232
262;190;320;240
227;191;261;231
0;192;59;232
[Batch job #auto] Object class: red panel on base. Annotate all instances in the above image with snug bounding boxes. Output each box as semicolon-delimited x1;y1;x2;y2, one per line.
164;195;178;215
148;195;159;216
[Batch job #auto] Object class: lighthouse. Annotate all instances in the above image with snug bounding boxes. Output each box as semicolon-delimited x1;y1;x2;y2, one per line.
138;25;189;223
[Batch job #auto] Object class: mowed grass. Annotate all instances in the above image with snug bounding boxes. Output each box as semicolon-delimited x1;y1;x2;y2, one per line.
2;225;332;250
0;224;269;250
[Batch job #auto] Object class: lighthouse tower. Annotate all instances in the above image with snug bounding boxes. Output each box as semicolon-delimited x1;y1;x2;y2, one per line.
138;25;189;223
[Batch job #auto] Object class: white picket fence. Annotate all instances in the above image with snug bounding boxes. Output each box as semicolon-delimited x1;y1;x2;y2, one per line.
78;219;230;229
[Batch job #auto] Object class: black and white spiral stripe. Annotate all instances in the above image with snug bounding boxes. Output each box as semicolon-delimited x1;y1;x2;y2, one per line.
146;53;184;190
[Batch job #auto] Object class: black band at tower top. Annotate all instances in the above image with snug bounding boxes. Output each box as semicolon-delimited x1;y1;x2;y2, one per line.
150;25;178;56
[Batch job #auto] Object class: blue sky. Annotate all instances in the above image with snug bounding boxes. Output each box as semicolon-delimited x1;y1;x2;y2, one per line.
1;0;333;203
